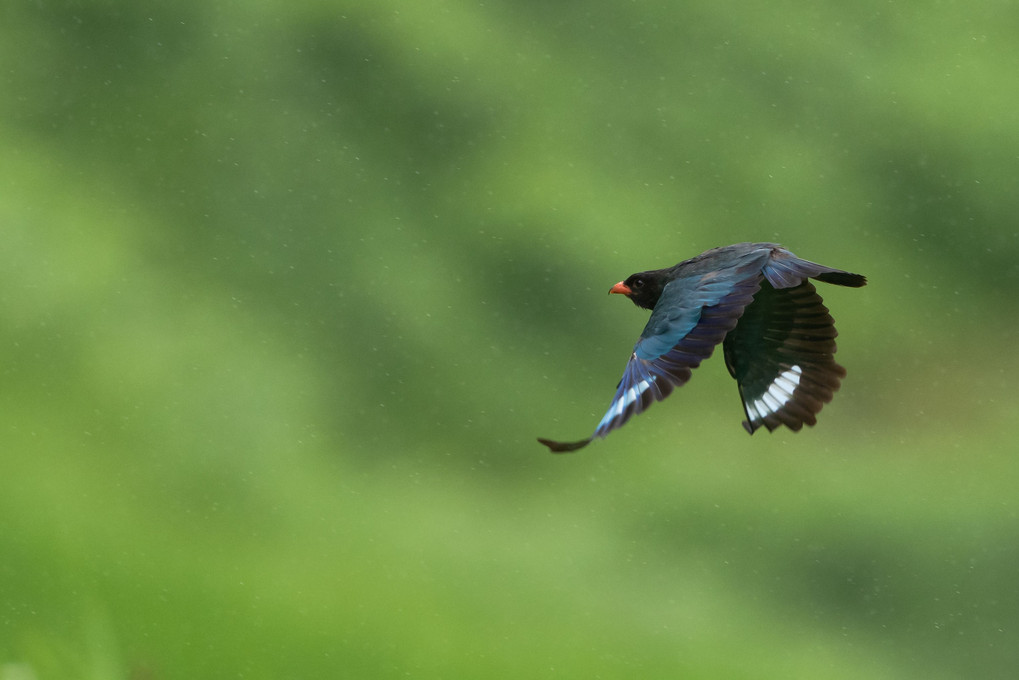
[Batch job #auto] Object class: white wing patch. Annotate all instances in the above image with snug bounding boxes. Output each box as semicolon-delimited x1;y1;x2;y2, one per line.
747;365;802;423
596;374;656;432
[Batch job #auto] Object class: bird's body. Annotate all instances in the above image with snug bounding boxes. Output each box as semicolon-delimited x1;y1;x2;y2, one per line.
538;243;866;452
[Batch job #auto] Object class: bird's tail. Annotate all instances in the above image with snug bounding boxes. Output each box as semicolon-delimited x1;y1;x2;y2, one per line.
764;248;867;289
813;271;867;287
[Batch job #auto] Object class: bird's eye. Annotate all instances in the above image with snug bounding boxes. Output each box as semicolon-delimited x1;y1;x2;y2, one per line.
632;278;644;288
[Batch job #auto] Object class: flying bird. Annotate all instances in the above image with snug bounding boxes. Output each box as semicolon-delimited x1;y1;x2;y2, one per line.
538;242;866;452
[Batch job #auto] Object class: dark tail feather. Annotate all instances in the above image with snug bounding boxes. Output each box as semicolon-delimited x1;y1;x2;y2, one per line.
764;249;867;289
814;271;867;287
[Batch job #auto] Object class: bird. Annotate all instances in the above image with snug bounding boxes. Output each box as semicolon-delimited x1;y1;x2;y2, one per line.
538;242;866;453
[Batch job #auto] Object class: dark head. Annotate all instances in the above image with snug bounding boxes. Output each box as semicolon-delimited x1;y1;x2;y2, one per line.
609;270;668;310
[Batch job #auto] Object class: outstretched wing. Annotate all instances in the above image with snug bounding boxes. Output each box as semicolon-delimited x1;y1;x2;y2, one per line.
723;280;847;433
538;272;762;453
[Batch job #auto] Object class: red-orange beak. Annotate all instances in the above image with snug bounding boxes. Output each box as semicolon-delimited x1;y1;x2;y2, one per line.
609;281;631;296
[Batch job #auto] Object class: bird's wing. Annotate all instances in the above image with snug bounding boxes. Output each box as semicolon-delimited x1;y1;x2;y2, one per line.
538;272;762;453
722;280;846;434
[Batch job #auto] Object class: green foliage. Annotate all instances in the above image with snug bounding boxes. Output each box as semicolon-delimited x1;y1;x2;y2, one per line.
2;0;1017;677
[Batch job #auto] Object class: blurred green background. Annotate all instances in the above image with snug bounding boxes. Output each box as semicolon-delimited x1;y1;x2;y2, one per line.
2;0;1017;678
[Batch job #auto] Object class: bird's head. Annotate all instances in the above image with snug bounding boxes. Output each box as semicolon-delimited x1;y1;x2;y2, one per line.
609;270;667;310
